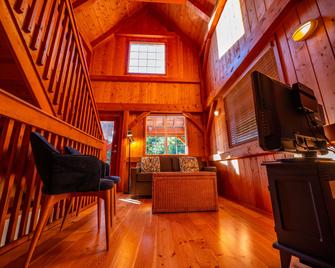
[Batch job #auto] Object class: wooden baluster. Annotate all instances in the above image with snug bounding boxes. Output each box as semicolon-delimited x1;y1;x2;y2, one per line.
55;35;75;109
30;0;52;50
23;0;40;33
42;0;66;79
70;75;85;126
79;90;89;130
68;71;84;125
53;31;73;105
14;0;29;14
48;15;69;93
58;46;77;116
76;86;87;129
63;60;81;122
7;125;32;243
37;0;59;65
0;122;25;240
18;127;38;238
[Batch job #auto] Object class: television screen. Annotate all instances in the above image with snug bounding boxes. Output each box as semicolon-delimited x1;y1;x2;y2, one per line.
251;71;327;155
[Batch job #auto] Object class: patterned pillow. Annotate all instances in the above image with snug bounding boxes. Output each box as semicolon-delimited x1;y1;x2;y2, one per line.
179;157;199;172
141;157;160;173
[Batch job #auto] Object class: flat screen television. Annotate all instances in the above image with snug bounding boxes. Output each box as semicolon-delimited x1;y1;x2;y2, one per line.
251;71;327;156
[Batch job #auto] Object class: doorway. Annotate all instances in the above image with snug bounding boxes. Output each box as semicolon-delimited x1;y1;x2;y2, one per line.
100;113;122;177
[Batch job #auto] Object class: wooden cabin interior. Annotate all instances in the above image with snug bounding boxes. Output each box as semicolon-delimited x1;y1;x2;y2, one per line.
0;0;335;267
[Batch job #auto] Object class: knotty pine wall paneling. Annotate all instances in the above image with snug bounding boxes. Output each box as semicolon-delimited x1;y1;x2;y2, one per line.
206;0;334;213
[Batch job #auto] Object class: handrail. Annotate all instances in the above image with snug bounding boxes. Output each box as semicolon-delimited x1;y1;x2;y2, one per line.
0;88;103;149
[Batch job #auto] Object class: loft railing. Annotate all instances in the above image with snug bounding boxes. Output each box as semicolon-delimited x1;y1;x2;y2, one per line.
0;0;104;252
0;89;104;252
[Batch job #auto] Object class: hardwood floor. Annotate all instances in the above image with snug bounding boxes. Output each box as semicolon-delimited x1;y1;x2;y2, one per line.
0;195;308;268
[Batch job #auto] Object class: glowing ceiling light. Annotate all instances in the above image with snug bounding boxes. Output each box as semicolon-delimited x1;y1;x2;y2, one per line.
214;110;219;116
292;19;318;42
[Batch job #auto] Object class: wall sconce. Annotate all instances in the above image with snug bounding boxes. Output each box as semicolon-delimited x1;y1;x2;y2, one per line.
214;110;219;117
292;19;318;42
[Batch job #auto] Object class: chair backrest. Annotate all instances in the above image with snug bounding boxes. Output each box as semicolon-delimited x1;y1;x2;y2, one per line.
64;146;81;155
30;132;60;192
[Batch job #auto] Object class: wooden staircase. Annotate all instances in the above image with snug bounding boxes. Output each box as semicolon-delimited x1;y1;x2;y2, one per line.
0;0;104;253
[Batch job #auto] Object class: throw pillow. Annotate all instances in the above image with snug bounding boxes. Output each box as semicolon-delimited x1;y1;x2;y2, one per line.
179;156;199;172
141;156;160;173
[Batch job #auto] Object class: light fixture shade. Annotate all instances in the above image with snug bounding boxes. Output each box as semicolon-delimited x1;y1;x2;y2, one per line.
127;129;133;137
292;19;318;42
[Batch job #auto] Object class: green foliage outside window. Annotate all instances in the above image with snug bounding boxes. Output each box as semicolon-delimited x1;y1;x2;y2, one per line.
146;136;165;155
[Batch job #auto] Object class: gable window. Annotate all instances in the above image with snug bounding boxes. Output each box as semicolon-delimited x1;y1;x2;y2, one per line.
128;42;166;74
215;0;244;58
146;115;188;155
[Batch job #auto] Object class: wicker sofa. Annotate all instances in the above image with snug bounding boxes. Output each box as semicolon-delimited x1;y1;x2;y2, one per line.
130;156;216;197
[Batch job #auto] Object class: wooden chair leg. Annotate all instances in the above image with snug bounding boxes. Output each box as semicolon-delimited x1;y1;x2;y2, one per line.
24;195;55;268
103;190;111;251
97;197;101;230
113;187;116;216
60;197;73;231
110;188;113;227
279;250;291;268
76;197;82;217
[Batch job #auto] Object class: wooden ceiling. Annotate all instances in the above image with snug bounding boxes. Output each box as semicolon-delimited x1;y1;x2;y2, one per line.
72;0;216;49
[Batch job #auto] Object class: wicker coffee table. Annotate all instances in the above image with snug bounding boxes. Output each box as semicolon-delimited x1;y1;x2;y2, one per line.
152;172;218;213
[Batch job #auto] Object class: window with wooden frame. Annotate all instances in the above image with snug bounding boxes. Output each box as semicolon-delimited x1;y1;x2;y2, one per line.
145;115;188;155
224;48;280;147
128;42;166;74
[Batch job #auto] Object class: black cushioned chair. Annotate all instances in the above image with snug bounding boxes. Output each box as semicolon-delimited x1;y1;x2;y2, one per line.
25;132;113;268
63;146;120;225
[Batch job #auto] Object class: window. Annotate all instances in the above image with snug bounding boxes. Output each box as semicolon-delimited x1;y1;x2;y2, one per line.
215;0;245;58
146;115;188;155
128;42;166;74
224;48;280;146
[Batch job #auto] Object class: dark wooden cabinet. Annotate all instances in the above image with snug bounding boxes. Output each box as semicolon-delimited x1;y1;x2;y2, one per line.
264;159;335;268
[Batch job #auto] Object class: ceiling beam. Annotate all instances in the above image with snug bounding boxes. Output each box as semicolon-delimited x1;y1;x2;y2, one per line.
96;103;203;112
134;0;186;3
91;6;149;47
188;0;214;17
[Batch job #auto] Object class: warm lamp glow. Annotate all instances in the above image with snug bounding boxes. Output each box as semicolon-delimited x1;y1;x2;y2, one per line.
214;110;219;116
292;19;318;42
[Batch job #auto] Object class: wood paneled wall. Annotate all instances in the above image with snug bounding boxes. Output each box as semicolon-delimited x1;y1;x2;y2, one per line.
206;0;335;213
90;10;203;113
0;0;104;252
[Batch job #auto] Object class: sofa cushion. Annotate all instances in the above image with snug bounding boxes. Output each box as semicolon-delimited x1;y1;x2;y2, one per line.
179;156;199;172
160;157;173;172
141;156;160;172
137;173;153;182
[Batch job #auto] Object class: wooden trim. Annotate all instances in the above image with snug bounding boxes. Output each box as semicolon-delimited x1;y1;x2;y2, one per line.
182;112;204;133
189;0;214;17
0;88;103;149
90;75;200;84
0;1;54;115
128;112;151;130
96;103;203;113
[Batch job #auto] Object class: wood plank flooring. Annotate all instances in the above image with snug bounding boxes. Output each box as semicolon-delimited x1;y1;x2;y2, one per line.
0;195;308;268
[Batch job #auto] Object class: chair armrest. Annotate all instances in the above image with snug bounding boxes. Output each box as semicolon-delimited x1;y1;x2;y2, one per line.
202;166;217;172
48;155;101;194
